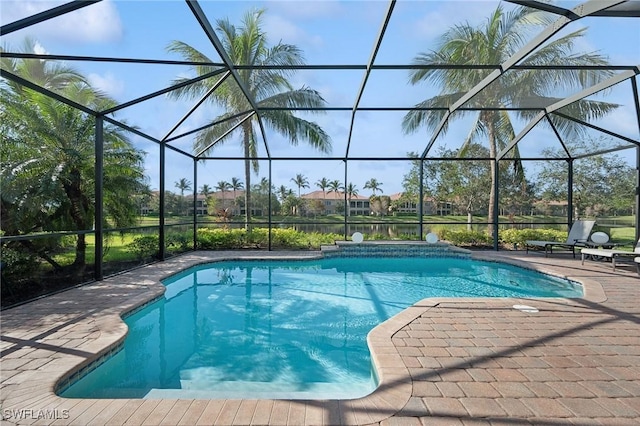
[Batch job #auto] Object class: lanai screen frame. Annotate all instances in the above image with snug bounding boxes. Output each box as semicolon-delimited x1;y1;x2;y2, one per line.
1;0;639;283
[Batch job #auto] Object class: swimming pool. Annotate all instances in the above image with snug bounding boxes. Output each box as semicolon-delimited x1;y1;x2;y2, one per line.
60;256;582;399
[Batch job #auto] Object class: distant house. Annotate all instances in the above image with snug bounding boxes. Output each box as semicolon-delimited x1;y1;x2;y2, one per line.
534;200;568;216
389;193;453;215
184;194;209;216
301;190;370;215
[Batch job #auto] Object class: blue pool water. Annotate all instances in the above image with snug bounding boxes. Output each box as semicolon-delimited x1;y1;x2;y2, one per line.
60;257;581;399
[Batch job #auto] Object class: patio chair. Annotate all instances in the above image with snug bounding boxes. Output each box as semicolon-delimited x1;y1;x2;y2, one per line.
581;238;640;271
525;220;596;258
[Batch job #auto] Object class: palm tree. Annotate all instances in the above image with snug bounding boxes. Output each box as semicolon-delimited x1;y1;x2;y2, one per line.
316;177;330;200
175;178;192;215
175;178;192;197
277;185;293;203
364;178;383;195
230;177;244;199
291;173;310;198
1;38;87;96
328;179;343;196
345;183;359;217
1;40;146;269
167;9;331;228
402;5;616;236
199;184;212;215
200;184;212;198
215;180;232;208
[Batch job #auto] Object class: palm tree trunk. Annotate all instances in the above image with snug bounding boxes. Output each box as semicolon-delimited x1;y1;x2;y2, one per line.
243;128;252;230
62;168;90;270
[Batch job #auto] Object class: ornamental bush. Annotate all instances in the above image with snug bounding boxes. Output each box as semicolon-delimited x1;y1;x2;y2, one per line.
439;229;492;246
499;228;567;246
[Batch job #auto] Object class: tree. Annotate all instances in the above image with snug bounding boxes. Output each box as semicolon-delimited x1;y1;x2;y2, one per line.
402;4;617;236
276;185;293;204
230;177;244;200
200;184;212;198
364;178;383;195
291;173;310;198
316;177;330;200
251;177;277;216
328;179;343;195
309;199;325;217
432;146;492;229
167;9;331;228
200;184;214;215
175;178;192;215
370;195;391;217
1;40;146;269
215;180;232;209
345;183;359;217
537;139;635;218
281;193;302;216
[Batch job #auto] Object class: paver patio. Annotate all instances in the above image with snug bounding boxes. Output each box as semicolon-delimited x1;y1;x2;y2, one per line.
1;250;639;425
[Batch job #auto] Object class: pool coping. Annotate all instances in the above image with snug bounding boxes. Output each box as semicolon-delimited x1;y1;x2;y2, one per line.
0;249;606;425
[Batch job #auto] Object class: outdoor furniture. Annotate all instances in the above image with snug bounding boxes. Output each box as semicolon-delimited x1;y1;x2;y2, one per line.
581;239;640;271
525;220;596;258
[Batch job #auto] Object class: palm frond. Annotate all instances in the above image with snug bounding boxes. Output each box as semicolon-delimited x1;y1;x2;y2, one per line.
402;93;468;135
260;88;327;110
193;112;251;156
261;109;331;154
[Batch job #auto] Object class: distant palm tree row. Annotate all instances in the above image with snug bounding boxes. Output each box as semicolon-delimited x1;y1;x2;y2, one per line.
173;175;383;201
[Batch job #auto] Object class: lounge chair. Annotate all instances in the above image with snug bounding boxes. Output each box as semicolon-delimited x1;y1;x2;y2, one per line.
525;220;595;258
581;239;640;271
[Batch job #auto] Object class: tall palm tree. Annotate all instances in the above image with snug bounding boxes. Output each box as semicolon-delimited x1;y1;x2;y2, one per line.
316;177;330;200
230;177;244;200
167;9;331;228
402;5;616;235
175;178;192;215
277;185;293;204
215;180;232;208
364;178;383;195
345;183;359;217
175;178;192;197
199;184;212;216
200;184;212;198
328;179;343;196
291;173;310;198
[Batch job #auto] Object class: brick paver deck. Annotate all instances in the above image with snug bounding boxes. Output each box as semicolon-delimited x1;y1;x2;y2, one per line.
1;250;638;425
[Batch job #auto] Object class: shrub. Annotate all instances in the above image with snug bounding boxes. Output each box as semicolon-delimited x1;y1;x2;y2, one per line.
197;228;245;249
0;245;40;280
439;229;492;246
499;228;567;246
196;227;342;250
126;235;160;260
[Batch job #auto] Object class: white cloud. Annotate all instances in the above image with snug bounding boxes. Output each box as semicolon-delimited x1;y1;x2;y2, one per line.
263;14;324;49
1;0;123;44
87;72;125;98
409;2;505;42
33;40;48;55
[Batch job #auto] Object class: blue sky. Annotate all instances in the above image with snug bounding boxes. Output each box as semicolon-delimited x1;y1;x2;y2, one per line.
2;0;639;196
